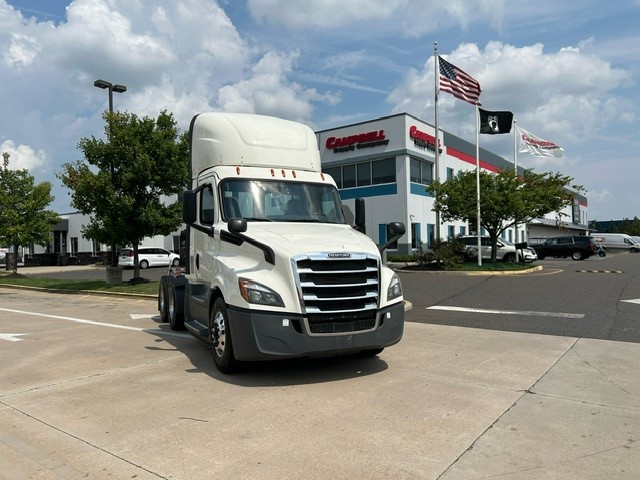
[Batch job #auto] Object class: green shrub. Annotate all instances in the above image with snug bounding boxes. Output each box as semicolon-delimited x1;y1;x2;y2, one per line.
415;239;466;270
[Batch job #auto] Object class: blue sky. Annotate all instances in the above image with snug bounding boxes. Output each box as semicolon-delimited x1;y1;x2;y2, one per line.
1;0;639;221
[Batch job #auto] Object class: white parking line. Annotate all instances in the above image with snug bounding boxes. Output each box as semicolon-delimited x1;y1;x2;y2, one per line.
427;305;584;318
0;307;190;338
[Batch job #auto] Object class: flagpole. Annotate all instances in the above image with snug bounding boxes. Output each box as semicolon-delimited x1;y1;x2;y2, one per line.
513;119;518;245
434;41;441;243
476;104;482;266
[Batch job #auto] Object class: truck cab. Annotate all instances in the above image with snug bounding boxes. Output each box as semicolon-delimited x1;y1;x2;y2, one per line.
159;113;405;373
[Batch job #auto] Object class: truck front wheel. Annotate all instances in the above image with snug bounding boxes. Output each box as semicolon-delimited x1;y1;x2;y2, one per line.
210;298;237;373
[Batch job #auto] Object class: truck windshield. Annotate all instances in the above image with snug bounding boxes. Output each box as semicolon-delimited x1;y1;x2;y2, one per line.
220;179;347;224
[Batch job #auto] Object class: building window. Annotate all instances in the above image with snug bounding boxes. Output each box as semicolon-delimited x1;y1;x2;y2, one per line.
427;224;435;247
372;158;396;184
342;164;356;188
70;237;78;257
411;223;421;249
459;226;466;236
447;167;454;180
324;166;342;188
357;162;371;186
410;158;420;183
448;225;455;239
410;157;434;185
325;162;393;189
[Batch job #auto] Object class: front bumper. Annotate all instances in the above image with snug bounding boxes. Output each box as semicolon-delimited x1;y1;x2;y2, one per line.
227;302;404;361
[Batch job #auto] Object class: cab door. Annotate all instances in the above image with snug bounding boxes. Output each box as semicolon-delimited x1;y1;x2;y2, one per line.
192;179;220;282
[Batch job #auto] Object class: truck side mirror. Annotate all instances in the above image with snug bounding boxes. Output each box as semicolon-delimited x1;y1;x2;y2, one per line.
183;190;197;224
388;222;406;237
228;218;247;233
379;222;406;254
355;198;366;233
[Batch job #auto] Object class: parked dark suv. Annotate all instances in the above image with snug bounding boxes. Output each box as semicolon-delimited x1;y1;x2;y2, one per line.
532;236;597;261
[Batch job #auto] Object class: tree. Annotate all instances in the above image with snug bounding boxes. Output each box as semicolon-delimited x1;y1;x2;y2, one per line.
590;217;640;236
58;110;189;280
428;168;583;261
0;152;60;275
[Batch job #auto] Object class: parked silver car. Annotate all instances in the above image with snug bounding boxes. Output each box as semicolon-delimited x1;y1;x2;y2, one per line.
118;247;180;269
459;236;537;262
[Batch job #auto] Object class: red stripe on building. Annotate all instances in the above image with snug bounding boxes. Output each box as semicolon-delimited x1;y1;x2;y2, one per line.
446;147;500;173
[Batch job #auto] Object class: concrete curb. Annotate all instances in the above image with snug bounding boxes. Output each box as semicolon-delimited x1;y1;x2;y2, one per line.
390;263;544;275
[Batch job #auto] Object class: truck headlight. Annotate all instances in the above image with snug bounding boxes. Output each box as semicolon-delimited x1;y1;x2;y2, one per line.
239;278;284;307
387;273;402;301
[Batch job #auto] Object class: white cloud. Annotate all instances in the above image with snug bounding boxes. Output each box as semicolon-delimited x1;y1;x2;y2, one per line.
3;32;41;67
217;50;338;123
0;140;47;171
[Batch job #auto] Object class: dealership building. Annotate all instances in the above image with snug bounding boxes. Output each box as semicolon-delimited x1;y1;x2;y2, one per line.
316;112;588;255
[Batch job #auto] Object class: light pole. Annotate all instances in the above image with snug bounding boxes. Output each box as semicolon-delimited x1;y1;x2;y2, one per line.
94;79;126;268
94;79;126;113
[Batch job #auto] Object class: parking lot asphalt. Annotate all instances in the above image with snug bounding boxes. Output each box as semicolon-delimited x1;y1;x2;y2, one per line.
1;266;639;479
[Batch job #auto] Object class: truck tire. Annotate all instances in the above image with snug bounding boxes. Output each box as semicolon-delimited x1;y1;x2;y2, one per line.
571;251;584;261
158;280;169;323
210;297;237;373
168;284;185;330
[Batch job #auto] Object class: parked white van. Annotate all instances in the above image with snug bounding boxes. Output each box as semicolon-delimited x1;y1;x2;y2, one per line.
590;233;640;253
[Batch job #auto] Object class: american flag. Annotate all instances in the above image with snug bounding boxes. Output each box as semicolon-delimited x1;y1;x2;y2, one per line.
438;55;482;105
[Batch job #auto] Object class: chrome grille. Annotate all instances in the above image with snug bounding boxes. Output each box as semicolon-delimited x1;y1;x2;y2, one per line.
293;252;380;335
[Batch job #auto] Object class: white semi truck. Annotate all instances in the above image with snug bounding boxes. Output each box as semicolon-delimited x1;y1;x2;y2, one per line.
158;112;406;373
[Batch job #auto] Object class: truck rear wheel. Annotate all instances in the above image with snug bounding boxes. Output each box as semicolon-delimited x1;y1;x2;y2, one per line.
210;297;236;373
158;280;168;323
168;284;185;330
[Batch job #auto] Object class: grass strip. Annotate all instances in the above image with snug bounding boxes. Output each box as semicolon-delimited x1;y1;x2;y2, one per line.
0;274;157;296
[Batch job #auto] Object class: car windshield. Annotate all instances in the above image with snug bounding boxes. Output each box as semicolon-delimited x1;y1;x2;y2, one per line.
219;178;347;224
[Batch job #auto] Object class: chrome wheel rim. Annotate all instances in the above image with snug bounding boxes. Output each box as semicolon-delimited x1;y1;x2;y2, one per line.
168;290;175;321
212;310;226;358
159;287;166;314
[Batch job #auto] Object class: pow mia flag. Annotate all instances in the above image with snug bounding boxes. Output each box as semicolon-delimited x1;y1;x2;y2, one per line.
479;108;513;134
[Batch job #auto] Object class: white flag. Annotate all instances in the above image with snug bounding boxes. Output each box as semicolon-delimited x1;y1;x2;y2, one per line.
517;126;564;158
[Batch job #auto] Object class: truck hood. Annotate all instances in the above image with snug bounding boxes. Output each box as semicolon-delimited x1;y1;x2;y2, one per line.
244;223;380;258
